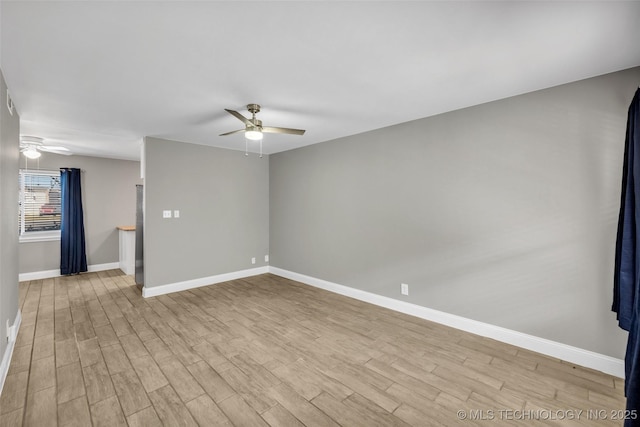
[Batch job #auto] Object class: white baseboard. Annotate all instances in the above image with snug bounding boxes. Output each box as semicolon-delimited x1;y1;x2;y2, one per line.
268;266;625;378
142;266;269;298
18;262;120;282
87;263;120;273
0;309;22;396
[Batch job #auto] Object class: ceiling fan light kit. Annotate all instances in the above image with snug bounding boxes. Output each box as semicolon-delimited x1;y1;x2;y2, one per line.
245;129;263;141
22;147;41;159
220;103;306;157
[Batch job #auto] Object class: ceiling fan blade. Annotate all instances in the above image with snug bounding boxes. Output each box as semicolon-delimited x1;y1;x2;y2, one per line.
225;109;253;127
262;126;306;136
40;145;69;151
40;147;72;156
219;129;246;137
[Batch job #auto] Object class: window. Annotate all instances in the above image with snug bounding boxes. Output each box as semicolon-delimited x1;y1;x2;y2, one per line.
19;169;61;241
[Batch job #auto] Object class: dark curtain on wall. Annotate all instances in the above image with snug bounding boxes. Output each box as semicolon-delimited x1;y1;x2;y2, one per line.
60;168;87;275
614;87;640;426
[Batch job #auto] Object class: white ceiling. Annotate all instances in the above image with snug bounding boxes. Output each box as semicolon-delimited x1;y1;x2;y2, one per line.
2;1;639;160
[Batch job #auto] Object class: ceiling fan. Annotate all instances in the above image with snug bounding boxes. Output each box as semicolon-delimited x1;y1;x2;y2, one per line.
20;136;71;159
220;104;305;141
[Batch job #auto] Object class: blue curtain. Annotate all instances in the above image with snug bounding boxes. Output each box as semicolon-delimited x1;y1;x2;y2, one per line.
614;87;640;426
60;168;87;275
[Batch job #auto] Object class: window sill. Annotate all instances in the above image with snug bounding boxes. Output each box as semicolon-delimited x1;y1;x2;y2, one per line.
19;231;61;243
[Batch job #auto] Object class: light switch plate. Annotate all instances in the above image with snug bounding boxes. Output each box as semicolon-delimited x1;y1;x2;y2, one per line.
163;210;172;218
174;210;180;218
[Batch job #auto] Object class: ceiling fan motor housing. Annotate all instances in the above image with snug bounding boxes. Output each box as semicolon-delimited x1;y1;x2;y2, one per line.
247;104;261;115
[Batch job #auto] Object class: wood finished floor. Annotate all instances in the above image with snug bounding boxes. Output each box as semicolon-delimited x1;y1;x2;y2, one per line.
0;271;626;426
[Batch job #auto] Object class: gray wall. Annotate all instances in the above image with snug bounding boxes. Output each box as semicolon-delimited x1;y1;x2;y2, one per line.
270;66;640;359
0;68;20;360
143;137;269;288
19;153;141;273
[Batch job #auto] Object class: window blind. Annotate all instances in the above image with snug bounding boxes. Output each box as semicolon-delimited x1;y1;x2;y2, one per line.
19;169;62;234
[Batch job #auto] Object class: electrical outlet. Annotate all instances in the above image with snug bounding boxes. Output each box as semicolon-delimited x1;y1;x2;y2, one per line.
251;257;256;265
264;255;269;262
401;283;409;296
174;210;180;218
5;319;15;342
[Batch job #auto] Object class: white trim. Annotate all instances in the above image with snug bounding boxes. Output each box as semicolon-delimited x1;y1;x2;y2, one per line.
19;230;61;243
142;266;269;298
18;262;120;282
0;310;22;396
268;267;625;378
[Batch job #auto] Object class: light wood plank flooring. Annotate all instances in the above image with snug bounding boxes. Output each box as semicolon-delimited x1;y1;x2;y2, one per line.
0;271;626;426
